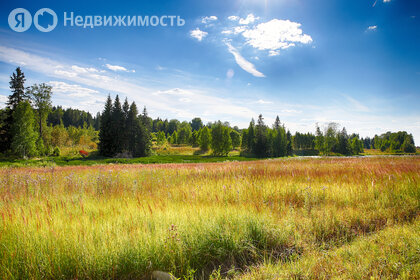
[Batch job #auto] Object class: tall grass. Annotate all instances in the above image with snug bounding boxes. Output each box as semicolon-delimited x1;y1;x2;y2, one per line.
0;157;419;279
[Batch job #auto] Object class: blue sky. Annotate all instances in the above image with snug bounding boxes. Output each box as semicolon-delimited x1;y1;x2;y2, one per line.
0;0;419;142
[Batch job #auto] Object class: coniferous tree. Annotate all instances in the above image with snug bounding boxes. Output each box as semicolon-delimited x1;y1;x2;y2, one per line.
11;101;38;158
110;95;125;154
1;67;28;153
247;119;256;154
286;130;293;156
272;117;287;157
99;95;113;156
122;98;130;151
255;114;269;157
8;67;28;109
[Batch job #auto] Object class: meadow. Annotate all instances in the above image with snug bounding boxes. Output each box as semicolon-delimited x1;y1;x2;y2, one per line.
0;156;419;279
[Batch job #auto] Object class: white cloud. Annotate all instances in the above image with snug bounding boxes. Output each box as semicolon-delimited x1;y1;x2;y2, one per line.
225;42;265;78
228;16;239;21
48;81;99;97
0;94;7;107
383;0;391;2
256;99;273;104
268;50;280;56
105;63;135;72
367;25;377;31
344;95;370;112
202;16;218;24
190;28;208;41
226;69;234;79
71;65;100;73
239;14;259;25
242;19;312;55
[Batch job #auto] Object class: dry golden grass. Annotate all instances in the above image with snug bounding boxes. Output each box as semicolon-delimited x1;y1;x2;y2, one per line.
0;156;419;279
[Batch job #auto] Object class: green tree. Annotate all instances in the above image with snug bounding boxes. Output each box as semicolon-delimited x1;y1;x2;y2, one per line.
190;117;203;131
99;95;114;156
254;114;269;157
199;126;211;151
315;124;324;154
211;121;232;156
272;116;287;157
126;102;150;157
8;67;28;109
230;129;241;149
177;121;192;144
11;101;38;158
1;67;28;153
28;83;52;152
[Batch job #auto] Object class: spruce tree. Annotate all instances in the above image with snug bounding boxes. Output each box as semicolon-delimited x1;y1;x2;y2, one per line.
99;95;113;156
111;95;124;155
8;67;28;109
255;114;268;157
1;67;28;153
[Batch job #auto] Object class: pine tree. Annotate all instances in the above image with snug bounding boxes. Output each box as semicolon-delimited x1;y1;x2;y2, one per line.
99;95;113;156
11;101;38;158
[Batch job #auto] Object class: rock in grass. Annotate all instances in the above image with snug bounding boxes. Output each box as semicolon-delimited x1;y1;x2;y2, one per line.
152;271;177;280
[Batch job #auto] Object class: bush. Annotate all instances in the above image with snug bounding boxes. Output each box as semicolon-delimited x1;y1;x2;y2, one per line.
53;147;61;157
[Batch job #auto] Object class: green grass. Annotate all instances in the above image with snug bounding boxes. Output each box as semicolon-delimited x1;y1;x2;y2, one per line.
0;154;257;167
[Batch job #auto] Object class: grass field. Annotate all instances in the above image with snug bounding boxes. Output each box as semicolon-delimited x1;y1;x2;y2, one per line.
0;156;419;279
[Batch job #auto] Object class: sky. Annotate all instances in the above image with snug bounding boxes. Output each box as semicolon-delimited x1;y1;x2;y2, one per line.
0;0;419;143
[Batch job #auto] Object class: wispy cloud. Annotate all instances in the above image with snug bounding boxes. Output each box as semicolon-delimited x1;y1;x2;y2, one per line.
190;28;208;41
225;42;265;77
256;99;272;104
367;25;377;31
105;64;135;72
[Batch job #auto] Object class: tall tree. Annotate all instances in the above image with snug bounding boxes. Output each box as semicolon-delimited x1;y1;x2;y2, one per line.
190;117;203;131
28;83;52;146
255;114;269;157
7;67;28;109
199;126;211;151
98;95;113;156
11;101;38;158
1;67;28;153
211;121;232;156
111;95;124;154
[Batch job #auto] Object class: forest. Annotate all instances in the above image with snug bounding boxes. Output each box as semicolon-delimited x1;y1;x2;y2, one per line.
0;67;417;159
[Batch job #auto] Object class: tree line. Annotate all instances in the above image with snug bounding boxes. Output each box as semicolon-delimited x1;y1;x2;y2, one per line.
0;67;98;157
0;67;417;158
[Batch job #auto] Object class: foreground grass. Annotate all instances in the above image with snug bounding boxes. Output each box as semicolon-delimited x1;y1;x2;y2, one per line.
0;157;419;279
237;219;420;279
